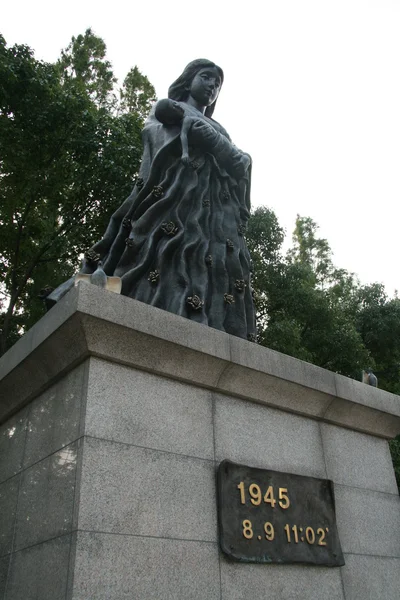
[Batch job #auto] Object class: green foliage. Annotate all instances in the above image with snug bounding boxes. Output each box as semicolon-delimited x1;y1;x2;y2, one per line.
0;30;156;354
58;28;116;107
389;436;400;489
356;284;400;394
245;206;285;324
288;215;333;284
120;66;156;120
247;210;370;376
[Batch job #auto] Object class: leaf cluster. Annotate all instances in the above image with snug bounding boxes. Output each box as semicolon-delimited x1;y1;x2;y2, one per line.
0;30;156;353
248;209;400;386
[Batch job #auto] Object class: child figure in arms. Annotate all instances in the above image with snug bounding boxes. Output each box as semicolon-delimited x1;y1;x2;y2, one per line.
155;98;251;179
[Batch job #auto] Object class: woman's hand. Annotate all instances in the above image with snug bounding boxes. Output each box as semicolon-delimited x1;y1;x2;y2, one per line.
189;119;219;150
232;152;251;179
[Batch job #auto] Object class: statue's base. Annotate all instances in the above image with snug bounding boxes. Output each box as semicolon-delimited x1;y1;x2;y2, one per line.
1;284;399;599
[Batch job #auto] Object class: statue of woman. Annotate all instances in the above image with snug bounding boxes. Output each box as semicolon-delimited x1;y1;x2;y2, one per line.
49;59;256;341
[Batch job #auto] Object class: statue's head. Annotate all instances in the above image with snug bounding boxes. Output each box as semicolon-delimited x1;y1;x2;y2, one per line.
168;59;224;118
155;98;185;125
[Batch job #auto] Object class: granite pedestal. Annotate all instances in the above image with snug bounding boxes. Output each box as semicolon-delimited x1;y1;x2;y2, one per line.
1;284;399;599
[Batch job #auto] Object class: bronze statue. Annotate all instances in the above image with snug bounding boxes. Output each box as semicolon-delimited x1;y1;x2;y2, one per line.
47;59;256;341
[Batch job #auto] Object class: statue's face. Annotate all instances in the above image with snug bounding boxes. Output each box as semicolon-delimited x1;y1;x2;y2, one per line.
189;67;222;107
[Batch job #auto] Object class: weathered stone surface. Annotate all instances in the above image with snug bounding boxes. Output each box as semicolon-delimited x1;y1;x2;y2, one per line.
323;396;400;439
23;363;86;469
0;407;28;484
214;393;327;478
0;283;80;384
69;532;220;600
216;363;334;418
4;535;71;600
0;283;399;599
335;373;400;416
1;284;400;439
335;484;400;557
78;437;217;542
0;555;10;599
220;556;345;600
321;423;398;494
85;358;214;459
77;282;231;360
229;333;337;397
0;476;19;556
0;312;88;423
81;313;230;396
14;441;78;551
341;554;400;600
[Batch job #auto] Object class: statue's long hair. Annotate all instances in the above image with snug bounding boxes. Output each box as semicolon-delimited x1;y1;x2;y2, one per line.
168;59;224;118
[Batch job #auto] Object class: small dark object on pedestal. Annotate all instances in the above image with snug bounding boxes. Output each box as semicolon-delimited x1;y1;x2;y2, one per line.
75;262;121;294
362;369;378;388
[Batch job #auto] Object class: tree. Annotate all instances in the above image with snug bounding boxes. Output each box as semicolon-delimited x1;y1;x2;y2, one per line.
390;436;400;490
288;215;333;285
58;28;116;107
355;284;400;394
245;206;285;324
247;211;371;376
120;66;156;120
0;31;156;355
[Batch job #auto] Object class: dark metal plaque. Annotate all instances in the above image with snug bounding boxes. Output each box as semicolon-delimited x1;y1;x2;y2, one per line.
217;460;344;566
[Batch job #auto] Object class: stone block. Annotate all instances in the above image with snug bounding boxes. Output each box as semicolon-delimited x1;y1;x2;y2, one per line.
23;362;87;469
220;556;345;600
341;554;400;600
321;423;398;494
14;441;78;551
85;358;214;459
0;555;10;599
0;284;79;383
335;373;400;417
0;476;19;556
78;437;217;542
2;283;400;439
4;535;71;600
324;396;400;439
0;407;28;484
29;283;80;354
335;484;400;557
69;531;220;600
214;393;327;478
217;363;334;419
229;334;337;397
76;281;231;360
81;314;229;394
0;313;88;424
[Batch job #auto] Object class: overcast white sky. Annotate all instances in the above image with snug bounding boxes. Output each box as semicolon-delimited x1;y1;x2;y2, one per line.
2;0;400;294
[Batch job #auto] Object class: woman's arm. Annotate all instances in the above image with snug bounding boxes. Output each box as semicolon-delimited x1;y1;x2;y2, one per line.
189;119;250;177
180;116;192;164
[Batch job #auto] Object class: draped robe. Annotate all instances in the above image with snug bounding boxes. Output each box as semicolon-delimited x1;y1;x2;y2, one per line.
50;101;257;341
